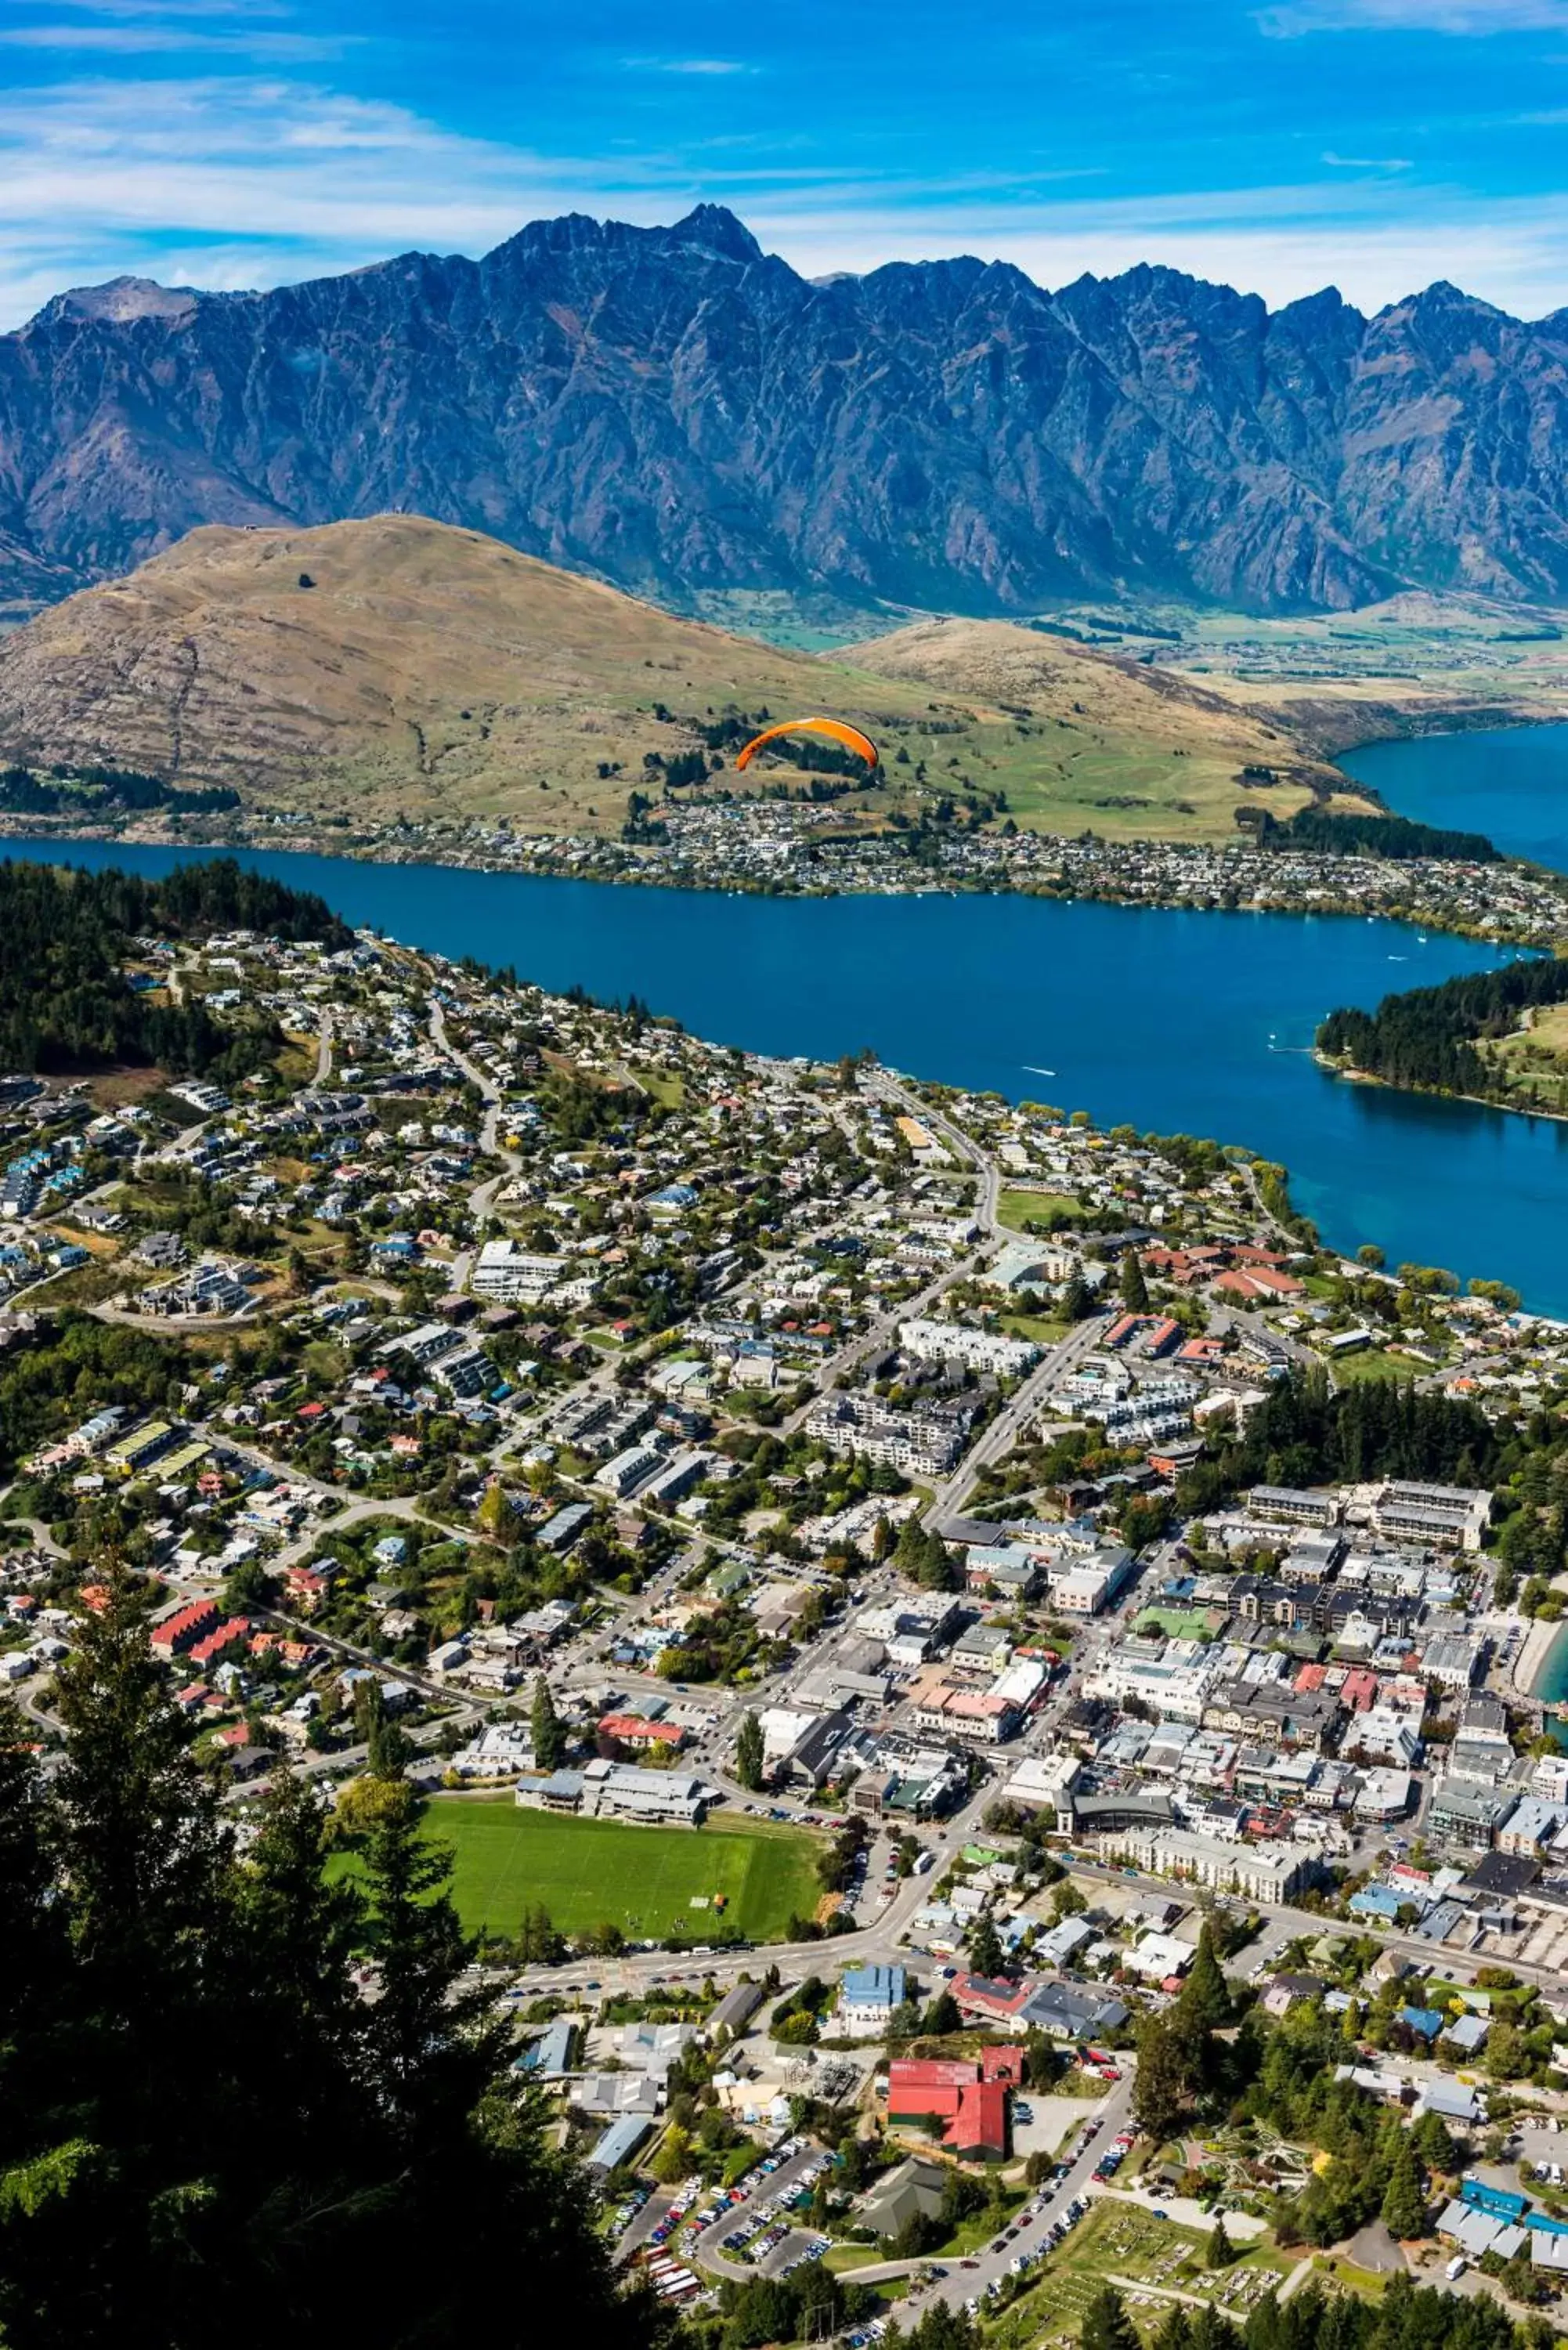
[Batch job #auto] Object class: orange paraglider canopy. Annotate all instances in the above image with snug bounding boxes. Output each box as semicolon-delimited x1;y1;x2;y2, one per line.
735;716;880;772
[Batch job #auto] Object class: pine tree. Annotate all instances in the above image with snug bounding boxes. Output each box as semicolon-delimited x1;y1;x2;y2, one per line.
1120;1252;1151;1312
923;1990;961;2037
531;1673;567;1771
1176;1920;1232;2032
356;1676;412;1781
231;1770;366;2056
1062;1272;1093;1322
1380;2132;1429;2239
52;1567;231;2016
1206;2215;1234;2268
735;1710;765;1791
1080;2285;1141;2350
1133;2014;1189;2144
968;1914;1006;1978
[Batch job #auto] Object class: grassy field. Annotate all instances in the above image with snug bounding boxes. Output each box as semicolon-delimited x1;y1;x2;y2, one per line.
844;616;1355;843
1322;1347;1409;1385
410;1799;823;1943
1134;1607;1226;1640
996;1188;1086;1233
999;1313;1071;1345
1483;1000;1568;1115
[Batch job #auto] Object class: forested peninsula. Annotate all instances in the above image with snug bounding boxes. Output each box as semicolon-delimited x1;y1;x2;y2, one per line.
1317;954;1568;1108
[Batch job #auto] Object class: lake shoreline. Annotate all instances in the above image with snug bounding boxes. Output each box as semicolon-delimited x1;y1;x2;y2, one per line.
1522;1618;1568;1702
5;828;1563;1313
1314;1050;1568;1133
2;808;1564;953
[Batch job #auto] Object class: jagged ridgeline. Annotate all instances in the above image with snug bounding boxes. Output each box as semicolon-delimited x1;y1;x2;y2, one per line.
0;856;351;1075
11;208;1568;614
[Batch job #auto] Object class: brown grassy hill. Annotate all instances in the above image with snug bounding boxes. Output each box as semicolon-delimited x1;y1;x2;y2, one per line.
841;615;1355;837
0;513;948;831
0;515;1355;842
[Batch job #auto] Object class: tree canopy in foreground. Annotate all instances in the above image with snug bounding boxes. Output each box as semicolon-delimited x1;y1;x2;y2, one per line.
0;1571;664;2350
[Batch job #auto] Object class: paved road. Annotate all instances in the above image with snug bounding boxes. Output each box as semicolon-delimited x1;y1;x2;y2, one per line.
920;2070;1138;2316
780;1250;989;1438
874;1075;1002;1239
428;996;527;1295
926;1314;1113;1527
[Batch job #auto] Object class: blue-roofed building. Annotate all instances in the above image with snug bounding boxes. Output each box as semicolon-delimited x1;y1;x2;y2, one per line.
512;2017;577;2078
1400;2005;1444;2041
1349;1883;1403;1921
1461;2178;1530;2222
586;2114;652;2172
648;1183;698;1211
840;1963;908;2035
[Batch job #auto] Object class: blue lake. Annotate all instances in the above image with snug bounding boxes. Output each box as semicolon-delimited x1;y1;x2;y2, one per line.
1342;720;1568;871
9;833;1568;1312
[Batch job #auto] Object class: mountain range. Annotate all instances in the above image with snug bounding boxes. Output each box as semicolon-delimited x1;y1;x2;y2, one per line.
5;203;1568;620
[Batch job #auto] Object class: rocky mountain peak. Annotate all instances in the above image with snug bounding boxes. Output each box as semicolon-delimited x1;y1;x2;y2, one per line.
47;275;201;327
2;208;1567;616
665;203;764;263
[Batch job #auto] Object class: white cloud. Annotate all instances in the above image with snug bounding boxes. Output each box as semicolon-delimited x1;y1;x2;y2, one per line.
1260;0;1568;32
620;56;753;75
0;70;1566;332
1321;149;1412;167
0;23;350;55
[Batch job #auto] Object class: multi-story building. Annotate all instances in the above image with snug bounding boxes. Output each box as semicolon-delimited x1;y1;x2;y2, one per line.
898;1318;1040;1377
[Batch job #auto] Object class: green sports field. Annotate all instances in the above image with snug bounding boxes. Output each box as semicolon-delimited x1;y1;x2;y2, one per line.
414;1800;824;1943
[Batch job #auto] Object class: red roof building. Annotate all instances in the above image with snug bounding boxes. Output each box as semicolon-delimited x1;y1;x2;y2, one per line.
948;1972;1034;2028
1212;1267;1306;1303
598;1713;686;1751
150;1598;219;1658
189;1617;250;1667
887;2053;1013;2159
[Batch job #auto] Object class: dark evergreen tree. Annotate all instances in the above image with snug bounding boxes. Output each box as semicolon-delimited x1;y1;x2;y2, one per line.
735;1710;765;1791
531;1672;567;1770
1081;2284;1142;2350
1380;2133;1429;2239
1120;1251;1151;1311
1176;1921;1234;2033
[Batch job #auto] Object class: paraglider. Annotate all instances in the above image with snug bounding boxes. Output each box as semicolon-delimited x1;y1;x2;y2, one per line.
735;716;879;773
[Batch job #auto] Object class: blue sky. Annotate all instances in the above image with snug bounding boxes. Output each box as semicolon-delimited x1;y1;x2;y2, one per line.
2;0;1568;327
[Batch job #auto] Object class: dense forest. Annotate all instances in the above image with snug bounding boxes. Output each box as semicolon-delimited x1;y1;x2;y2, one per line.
0;856;350;1075
0;1574;659;2349
1317;954;1568;1099
1173;1365;1498;1517
1252;808;1501;862
0;764;241;817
